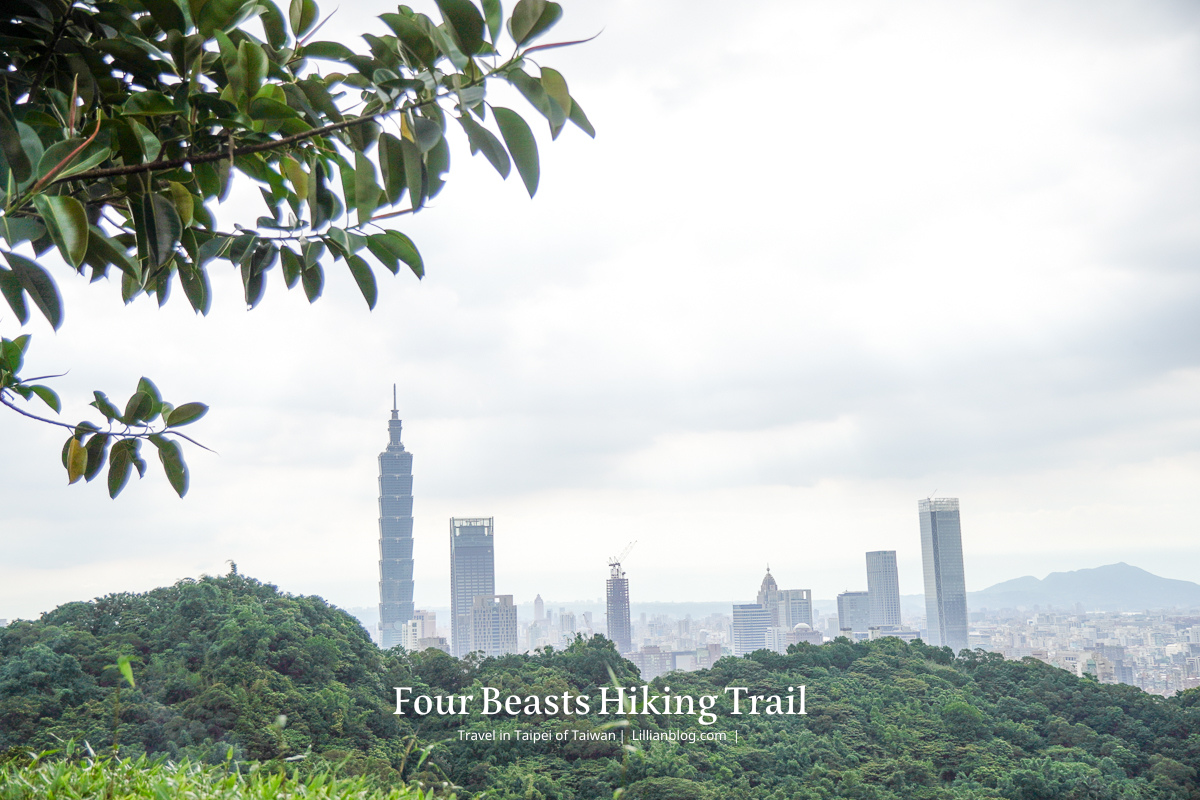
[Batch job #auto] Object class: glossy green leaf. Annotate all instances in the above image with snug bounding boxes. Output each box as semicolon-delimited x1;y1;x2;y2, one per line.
142;0;186;35
84;433;109;481
436;0;485;56
167;402;209;427
289;0;318;37
0;268;30;325
493;107;538;197
411;116;443;154
84;225;141;283
123;391;154;424
237;40;268;95
401;137;424;210
355;151;381;223
0;218;46;247
177;258;211;314
123;91;179;116
198;0;257;37
91;391;122;421
367;230;423;278
345;254;377;309
380;13;439;68
141;193;183;268
3;252;63;329
567;95;595;137
151;436;189;497
108;439;135;498
0;108;32;183
37;137;108;181
248;96;298;121
482;0;502;44
510;0;560;45
301;41;355;60
378;133;406;206
459;116;510;178
29;384;60;413
259;0;288;48
33;195;89;270
280;246;301;288
301;262;323;302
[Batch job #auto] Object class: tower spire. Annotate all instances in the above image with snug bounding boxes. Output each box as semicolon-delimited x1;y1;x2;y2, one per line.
391;383;398;420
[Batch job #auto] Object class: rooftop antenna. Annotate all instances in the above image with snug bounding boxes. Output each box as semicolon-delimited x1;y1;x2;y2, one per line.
393;383;397;412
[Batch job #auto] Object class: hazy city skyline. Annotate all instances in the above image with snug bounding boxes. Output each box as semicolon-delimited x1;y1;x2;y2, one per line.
2;1;1198;621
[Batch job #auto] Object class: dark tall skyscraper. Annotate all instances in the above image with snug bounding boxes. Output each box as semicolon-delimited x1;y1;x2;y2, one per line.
450;517;495;657
377;389;415;649
606;565;632;654
919;497;969;653
866;550;902;627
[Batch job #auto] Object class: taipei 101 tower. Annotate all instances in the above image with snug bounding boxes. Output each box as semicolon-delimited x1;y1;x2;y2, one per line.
377;386;415;648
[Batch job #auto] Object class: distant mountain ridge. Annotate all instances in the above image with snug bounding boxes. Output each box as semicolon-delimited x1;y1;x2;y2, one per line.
968;562;1200;611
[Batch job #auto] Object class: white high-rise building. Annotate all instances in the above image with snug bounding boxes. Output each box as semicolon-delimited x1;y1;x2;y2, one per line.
866;550;902;628
469;595;518;657
450;517;495;657
919;497;969;653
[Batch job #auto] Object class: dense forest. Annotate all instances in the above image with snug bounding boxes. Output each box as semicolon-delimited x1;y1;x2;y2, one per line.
2;575;1198;799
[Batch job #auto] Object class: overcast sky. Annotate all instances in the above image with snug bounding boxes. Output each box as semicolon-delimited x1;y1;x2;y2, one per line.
3;0;1199;621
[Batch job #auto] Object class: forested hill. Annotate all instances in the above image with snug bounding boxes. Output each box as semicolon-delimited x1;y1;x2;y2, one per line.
3;576;1200;799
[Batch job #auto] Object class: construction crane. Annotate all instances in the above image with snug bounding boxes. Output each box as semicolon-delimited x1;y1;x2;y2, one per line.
608;541;636;579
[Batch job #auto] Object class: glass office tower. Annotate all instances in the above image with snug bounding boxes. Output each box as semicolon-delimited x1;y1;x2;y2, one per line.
918;497;969;653
866;550;902;627
450;517;495;656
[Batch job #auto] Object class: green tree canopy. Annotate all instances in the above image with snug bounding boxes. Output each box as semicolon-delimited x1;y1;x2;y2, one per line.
0;0;592;496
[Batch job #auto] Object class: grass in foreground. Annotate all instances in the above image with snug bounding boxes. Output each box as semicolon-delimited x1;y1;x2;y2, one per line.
0;750;452;800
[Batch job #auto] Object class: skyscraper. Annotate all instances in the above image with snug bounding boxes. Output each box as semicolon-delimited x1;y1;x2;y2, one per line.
731;604;771;655
919;497;969;652
450;517;495;657
837;591;871;635
377;389;415;649
606;565;632;654
866;550;902;628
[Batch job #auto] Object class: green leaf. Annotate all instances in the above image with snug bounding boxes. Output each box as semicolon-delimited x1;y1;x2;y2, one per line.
259;0;288;48
142;0;186;35
84;433;109;481
141;193;183;268
29;384;60;413
301;262;323;302
401;137;424;210
482;0;502;44
436;0;486;56
248;96;298;121
117;655;136;688
493;107;539;197
91;391;122;421
345;254;377;309
0;218;46;247
355;151;381;224
378;133;406;206
3;252;63;329
151;435;189;497
168;182;195;227
567;96;595;137
509;0;561;46
288;0;319;37
237;40;269;95
380;13;439;69
84;225;141;283
0;107;32;183
122;92;180;116
301;41;355;61
198;0;258;37
107;440;135;498
33;195;89;269
66;437;87;484
281;157;308;199
0;268;29;324
37;137;108;181
367;230;424;278
280;246;302;288
167;402;208;427
122;391;154;424
177;258;211;314
508;68;565;136
411;116;443;154
459;116;511;178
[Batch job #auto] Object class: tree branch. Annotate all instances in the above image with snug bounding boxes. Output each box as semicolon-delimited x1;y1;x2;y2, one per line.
0;392;216;452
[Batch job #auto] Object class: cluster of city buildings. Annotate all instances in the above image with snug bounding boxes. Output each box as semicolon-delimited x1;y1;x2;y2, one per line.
371;404;1195;694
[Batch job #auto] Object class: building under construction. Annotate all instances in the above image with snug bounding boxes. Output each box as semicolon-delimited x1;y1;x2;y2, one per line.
606;542;634;654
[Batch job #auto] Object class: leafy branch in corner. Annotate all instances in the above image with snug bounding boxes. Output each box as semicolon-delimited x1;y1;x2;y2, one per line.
1;335;207;497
